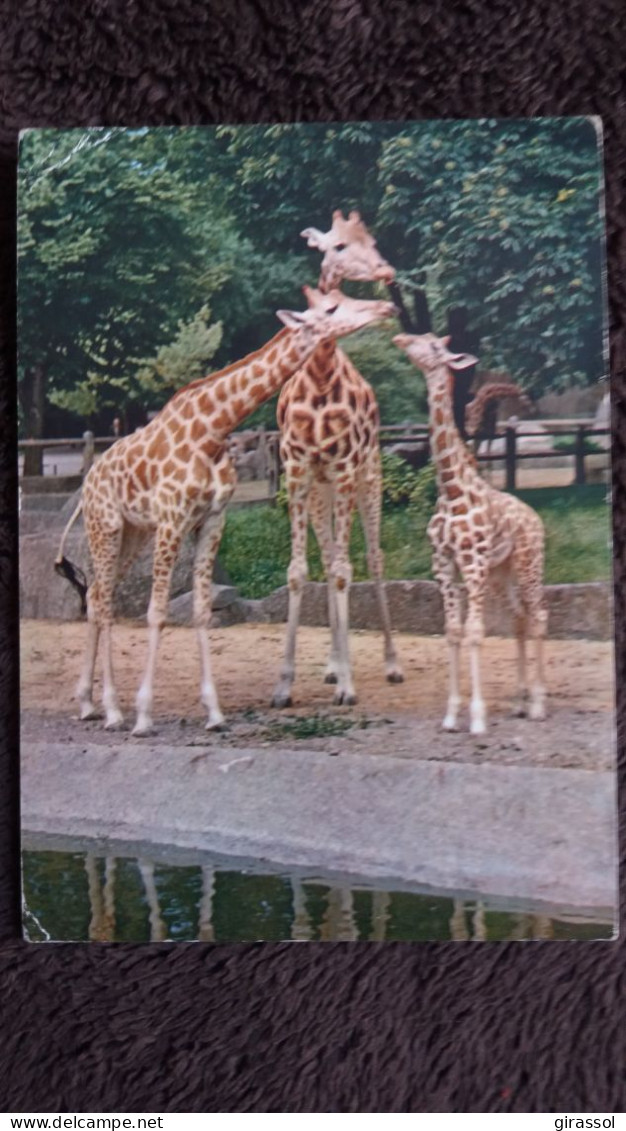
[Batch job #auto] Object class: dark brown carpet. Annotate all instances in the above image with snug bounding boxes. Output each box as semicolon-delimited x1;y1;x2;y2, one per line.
1;0;625;1113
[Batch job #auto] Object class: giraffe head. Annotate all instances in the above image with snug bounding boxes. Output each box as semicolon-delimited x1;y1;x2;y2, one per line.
300;210;395;292
393;333;478;384
277;285;397;343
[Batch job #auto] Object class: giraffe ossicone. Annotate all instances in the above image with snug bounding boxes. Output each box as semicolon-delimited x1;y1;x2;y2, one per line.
301;209;395;293
55;288;395;736
393;332;548;736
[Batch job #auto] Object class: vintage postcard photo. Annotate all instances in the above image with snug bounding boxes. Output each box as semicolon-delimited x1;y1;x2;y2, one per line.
18;121;616;942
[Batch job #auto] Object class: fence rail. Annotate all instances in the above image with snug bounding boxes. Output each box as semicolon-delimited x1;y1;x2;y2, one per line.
19;421;610;495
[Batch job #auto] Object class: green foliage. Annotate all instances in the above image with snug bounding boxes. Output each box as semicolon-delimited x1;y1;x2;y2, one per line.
380;451;420;505
262;714;356;741
136;305;223;395
341;324;427;425
376;119;604;395
408;461;438;518
517;485;611;583
214;119;605;397
552;434;604;455
19;120;605;442
219;486;609;599
380;453;438;518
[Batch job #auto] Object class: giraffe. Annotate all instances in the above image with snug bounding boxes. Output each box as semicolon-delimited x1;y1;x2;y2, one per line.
272;211;403;708
393;332;547;736
55;287;396;736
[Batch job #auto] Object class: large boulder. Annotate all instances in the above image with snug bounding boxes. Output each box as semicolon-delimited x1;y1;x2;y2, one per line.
167;585;248;627
19;527;230;621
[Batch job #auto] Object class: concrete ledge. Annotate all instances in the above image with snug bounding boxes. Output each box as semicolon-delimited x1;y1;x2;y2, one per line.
244;580;612;640
21;739;617;914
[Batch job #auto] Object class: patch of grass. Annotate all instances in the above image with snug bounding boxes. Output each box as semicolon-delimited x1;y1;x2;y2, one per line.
515;485;611;584
218;485;611;597
552;435;605;455
263;714;356;741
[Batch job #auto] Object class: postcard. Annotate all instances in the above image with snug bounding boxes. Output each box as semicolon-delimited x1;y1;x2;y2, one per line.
19;120;616;942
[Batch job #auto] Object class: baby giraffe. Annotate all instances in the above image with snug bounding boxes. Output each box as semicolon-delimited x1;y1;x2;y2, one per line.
393;332;547;735
55;288;395;736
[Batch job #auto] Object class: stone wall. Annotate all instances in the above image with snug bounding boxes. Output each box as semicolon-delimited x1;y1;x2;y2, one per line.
19;518;612;640
242;579;612;641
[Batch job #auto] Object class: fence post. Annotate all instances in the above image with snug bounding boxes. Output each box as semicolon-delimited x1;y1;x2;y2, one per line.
505;425;517;492
574;424;586;486
82;431;95;477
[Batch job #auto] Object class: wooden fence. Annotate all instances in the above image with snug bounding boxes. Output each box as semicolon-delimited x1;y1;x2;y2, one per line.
19;421;610;497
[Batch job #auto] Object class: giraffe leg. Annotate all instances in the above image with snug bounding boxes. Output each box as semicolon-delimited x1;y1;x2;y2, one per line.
133;524;184;736
272;477;311;708
432;544;463;731
357;467;403;683
526;595;548;721
192;511;227;730
465;567;488;735
514;538;548;721
76;595;101;720
308;482;340;684
78;523;151;724
82;525;124;729
512;610;529;717
330;483;357;705
504;571;529;717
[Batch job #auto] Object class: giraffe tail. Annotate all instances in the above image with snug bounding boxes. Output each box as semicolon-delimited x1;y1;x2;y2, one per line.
54;498;88;615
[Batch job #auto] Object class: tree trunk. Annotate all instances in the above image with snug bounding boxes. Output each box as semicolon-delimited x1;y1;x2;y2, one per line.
22;364;46;477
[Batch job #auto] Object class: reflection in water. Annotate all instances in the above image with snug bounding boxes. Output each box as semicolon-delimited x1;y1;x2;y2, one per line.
86;854;116;942
290;877;312;942
22;848;613;944
198;865;216;943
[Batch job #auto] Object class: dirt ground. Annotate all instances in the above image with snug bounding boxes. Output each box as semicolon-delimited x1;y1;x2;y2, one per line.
20;618;615;772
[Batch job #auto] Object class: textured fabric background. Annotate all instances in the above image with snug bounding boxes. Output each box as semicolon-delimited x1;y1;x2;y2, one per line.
1;0;625;1112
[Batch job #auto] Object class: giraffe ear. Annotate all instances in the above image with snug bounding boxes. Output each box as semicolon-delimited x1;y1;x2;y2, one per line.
276;309;307;329
447;352;478;370
300;227;331;251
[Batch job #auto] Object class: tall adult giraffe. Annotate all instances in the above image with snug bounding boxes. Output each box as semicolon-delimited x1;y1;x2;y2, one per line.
55;288;396;736
393;332;547;735
272;211;404;709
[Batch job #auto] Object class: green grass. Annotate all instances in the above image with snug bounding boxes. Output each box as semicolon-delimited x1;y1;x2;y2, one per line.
515;485;611;584
218;485;611;598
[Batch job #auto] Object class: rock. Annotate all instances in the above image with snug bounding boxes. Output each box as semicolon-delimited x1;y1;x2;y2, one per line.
20;528;231;621
167;586;248;627
241;579;612;641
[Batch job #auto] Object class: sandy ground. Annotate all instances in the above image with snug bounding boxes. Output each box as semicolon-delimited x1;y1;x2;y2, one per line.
20;619;615;772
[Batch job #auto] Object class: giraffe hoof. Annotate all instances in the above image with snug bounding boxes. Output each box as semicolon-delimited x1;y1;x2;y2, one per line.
205;719;227;732
386;668;405;685
79;706;102;721
105;717;126;732
271;692;292;709
333;690;357;706
528;703;547;721
323;672;338;685
132;724;154;738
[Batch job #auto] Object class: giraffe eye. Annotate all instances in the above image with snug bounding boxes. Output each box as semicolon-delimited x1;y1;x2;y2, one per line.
326;304;339;314
334;243;347;252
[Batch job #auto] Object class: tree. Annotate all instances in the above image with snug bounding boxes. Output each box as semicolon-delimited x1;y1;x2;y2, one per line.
212;119;605;398
136;305;223;396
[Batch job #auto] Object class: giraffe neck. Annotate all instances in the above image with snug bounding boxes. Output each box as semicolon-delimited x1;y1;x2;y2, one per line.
175;328;321;440
427;367;475;495
304;339;338;387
